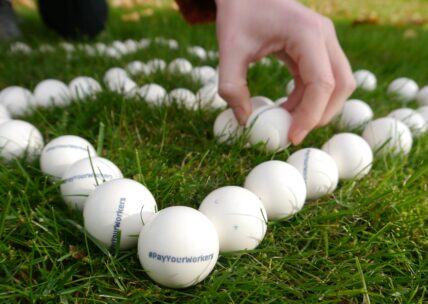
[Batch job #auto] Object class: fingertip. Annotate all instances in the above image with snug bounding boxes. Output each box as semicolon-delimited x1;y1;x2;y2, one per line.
232;104;251;125
289;126;308;146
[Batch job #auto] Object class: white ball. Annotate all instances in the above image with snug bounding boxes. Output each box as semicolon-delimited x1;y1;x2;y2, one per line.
0;86;35;116
105;47;122;59
167;39;179;50
38;44;55;53
191;66;217;84
388;108;426;137
213;108;243;144
112;40;129;55
246;106;292;151
84;178;157;250
103;67;128;85
353;69;377;91
337;99;374;130
286;79;295;95
207;50;218;60
107;77;137;97
138;38;151;49
417;106;428;126
40;135;97;180
244;160;306;220
199;186;267;253
126;61;151;76
362;117;413;156
251;96;274;110
287;148;339;200
0;104;10;124
138;84;167;106
146;59;166;72
259;57;272;66
169;88;197;110
322;133;373;180
124;39;138;53
138;206;219;289
34;79;71;108
69;76;102;100
188;46;207;60
10;42;32;54
0;120;44;162
387;77;419;102
95;42;107;54
81;44;96;56
168;58;193;74
60;157;123;211
60;42;75;53
197;84;227;110
416;86;428;106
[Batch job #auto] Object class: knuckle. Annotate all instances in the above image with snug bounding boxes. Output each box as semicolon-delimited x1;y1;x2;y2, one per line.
321;17;335;31
336;75;357;97
315;76;336;93
346;76;357;93
218;83;240;104
218;84;234;99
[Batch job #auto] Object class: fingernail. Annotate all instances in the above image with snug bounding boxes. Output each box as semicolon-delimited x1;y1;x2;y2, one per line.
233;106;248;125
292;129;308;145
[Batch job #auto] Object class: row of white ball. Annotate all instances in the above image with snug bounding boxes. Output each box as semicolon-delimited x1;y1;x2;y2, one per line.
30;132;366;288
9;38;218;61
334;99;428;137
214;93;425;156
0;61;225;120
287;69;428;106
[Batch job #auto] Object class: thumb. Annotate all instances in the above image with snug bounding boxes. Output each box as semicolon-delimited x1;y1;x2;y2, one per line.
217;39;252;125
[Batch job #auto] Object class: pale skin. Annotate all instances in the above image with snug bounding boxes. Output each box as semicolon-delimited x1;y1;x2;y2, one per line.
215;0;356;145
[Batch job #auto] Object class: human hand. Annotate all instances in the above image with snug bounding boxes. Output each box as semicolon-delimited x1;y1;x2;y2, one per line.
215;0;356;145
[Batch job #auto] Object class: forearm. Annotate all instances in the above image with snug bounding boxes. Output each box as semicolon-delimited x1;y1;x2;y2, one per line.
175;0;216;23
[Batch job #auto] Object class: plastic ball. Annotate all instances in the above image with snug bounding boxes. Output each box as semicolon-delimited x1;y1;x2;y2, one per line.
60;157;123;211
84;178;157;250
197;84;227;110
168;88;197;110
69;76;102;100
0;120;44;162
168;58;192;74
387;77;419;102
362;117;413;156
416;86;428;106
353;69;377;91
40;135;97;180
138;84;167;106
287;148;339;200
199;186;267;253
213;108;243;144
244;160;306;220
138;206;219;288
34;79;71;108
337;99;373;131
322;133;373;180
387;108;426;137
246;106;292;151
0;86;35;116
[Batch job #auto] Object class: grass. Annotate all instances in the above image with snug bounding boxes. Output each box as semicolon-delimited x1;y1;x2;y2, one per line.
0;2;428;303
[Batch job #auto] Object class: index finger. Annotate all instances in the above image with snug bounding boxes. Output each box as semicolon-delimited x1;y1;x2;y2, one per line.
217;25;252;125
285;28;335;145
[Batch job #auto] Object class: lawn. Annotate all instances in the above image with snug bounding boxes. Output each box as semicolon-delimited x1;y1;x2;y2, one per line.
0;1;427;303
